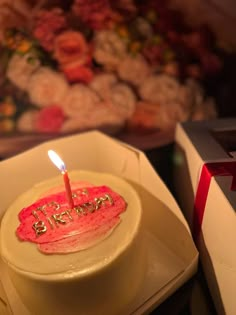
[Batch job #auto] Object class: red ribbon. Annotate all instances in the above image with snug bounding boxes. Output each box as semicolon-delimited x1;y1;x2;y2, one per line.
193;161;236;242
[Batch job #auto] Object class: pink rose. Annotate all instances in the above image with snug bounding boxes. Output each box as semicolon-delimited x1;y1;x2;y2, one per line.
35;105;65;133
54;30;92;66
33;8;67;52
72;0;121;30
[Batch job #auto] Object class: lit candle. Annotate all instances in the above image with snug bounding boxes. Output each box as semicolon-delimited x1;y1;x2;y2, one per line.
48;150;74;209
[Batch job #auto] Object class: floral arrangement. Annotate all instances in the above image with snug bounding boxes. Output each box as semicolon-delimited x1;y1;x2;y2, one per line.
0;0;223;135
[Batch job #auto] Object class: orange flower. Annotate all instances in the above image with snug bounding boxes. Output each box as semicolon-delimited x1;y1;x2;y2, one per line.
54;31;91;67
16;39;32;53
0;118;15;133
0;99;16;117
4;31;32;53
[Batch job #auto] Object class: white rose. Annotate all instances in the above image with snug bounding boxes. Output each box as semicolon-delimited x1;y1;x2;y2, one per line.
109;83;137;119
62;84;101;118
27;67;69;107
157;102;189;130
117;54;151;87
93;30;127;70
91;76;137;120
60;117;91;133
7;53;40;91
89;73;118;100
16;110;39;132
177;85;195;112
139;74;181;104
87;101;125;130
192;97;217;121
185;79;204;107
61;102;124;134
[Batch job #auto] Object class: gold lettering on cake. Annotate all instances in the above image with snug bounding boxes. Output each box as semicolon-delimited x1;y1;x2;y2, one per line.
52;213;67;225
32;205;47;219
47;201;60;211
94;194;113;209
72;188;89;199
106;194;114;205
31;194;114;236
33;221;47;236
65;210;73;221
74;194;114;215
32;211;39;219
74;206;87;216
31;202;60;219
83;202;96;213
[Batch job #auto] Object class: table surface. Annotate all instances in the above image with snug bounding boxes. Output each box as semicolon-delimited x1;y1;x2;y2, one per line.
0;128;175;159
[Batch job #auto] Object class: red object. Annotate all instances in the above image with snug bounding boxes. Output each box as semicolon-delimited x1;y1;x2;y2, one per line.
62;64;94;83
193;161;236;243
16;185;127;253
33;8;67;52
54;30;91;65
62;170;74;209
35;105;65;133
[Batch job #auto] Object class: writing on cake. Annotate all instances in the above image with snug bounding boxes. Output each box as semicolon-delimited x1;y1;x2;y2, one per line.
16;185;127;254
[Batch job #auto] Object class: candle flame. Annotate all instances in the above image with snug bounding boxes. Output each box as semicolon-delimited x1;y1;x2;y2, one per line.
48;150;66;172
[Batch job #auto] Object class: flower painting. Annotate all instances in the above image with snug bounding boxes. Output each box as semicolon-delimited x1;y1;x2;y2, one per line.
0;0;224;135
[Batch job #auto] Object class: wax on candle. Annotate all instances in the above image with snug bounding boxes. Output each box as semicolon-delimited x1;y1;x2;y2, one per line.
48;150;74;209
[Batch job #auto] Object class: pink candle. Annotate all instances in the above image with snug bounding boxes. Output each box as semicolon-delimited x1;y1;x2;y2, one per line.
48;150;74;209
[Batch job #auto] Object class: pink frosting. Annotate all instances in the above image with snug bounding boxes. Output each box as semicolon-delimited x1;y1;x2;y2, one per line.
16;184;127;254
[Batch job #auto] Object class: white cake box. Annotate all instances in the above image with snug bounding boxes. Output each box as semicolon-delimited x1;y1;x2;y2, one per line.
174;118;236;315
0;131;198;315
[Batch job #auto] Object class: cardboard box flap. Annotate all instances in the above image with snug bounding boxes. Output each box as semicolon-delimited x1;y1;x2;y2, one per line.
0;131;198;314
175;119;236;194
0;130;197;262
0;279;11;315
176;118;236;160
0;131;138;214
0;131;193;234
139;153;191;232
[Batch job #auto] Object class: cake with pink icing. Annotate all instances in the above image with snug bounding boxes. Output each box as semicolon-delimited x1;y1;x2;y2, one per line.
0;170;145;315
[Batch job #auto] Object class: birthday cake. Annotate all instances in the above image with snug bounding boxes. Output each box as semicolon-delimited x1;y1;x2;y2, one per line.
0;170;145;315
